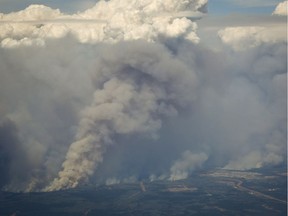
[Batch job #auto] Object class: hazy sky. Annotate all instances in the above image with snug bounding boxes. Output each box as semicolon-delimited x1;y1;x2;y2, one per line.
208;0;283;14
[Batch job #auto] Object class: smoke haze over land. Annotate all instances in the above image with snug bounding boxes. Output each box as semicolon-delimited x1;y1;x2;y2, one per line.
0;0;286;192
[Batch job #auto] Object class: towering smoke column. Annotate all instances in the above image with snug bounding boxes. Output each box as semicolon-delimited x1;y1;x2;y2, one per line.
45;42;198;191
43;0;206;192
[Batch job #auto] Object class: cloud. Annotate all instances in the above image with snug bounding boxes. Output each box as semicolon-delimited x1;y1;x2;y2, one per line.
218;25;286;50
217;3;286;51
0;0;207;47
197;12;286;51
0;0;99;13
272;1;288;16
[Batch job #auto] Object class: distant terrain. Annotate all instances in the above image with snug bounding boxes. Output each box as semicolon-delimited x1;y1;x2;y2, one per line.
0;168;287;216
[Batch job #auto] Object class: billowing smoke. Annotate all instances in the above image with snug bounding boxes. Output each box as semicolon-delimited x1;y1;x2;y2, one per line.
0;0;205;191
45;41;199;191
0;0;286;192
169;151;208;181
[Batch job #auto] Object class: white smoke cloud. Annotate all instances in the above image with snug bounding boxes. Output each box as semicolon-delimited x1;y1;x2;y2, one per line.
105;176;137;185
169;151;208;181
105;177;121;186
149;174;167;182
272;1;287;16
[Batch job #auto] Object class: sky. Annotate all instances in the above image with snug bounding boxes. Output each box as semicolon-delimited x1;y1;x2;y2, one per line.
0;0;286;192
208;0;283;14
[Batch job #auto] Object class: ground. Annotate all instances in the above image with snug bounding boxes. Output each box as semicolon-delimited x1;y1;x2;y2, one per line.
0;167;287;216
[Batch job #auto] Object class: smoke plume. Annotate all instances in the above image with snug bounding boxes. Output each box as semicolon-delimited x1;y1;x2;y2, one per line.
45;41;199;191
169;151;208;181
0;0;286;192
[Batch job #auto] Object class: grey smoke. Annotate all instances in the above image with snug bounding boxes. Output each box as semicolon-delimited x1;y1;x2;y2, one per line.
45;41;199;191
169;151;208;181
0;36;286;192
0;0;286;192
